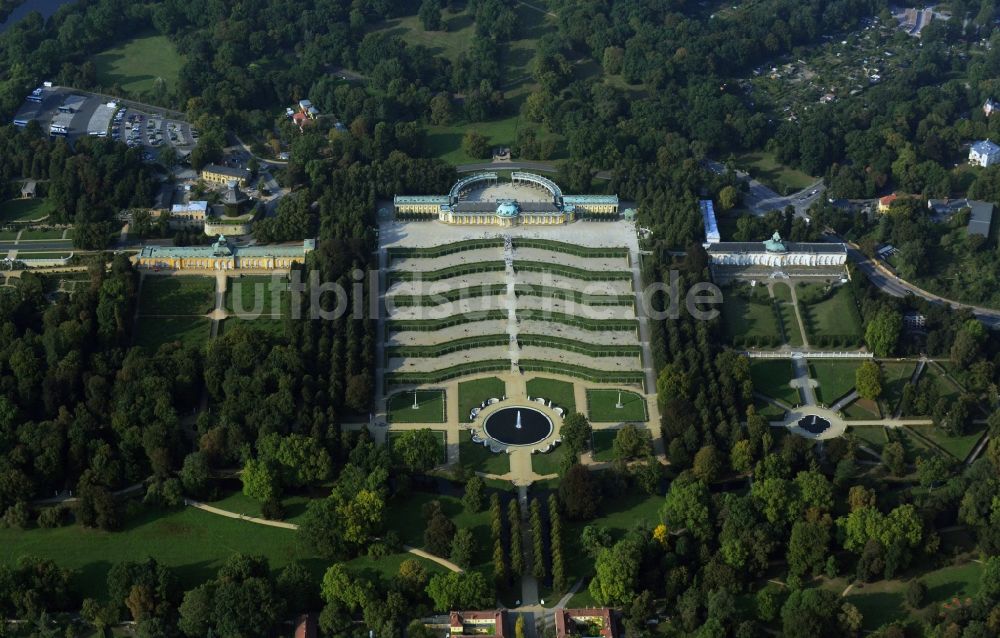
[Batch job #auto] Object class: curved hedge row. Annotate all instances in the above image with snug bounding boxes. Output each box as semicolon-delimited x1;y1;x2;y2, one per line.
514;261;632;281
389;284;508;306
518;334;641;357
386;359;511;385
518;309;637;332
514;284;633;307
511;239;629;260
387;310;507;332
386;334;510;358
518;360;646;388
387;239;503;261
388;261;506;283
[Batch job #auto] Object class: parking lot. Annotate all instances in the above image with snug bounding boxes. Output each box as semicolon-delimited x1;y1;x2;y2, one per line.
111;108;197;159
12;85;197;161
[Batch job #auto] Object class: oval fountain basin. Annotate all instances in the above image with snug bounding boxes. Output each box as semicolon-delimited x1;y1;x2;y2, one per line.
483;406;553;446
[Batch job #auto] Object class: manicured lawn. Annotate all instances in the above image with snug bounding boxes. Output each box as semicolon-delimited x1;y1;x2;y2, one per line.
139;276;217;315
842;397;881;420
749;360;798;405
0;231;18;240
344;550;448;582
586;389;648;422
206;489;313;526
531;446;568;476
847;425;888;452
426;116;566;165
720;293;782;344
0;505;322;601
135;316;211;351
387;389;446;423
19;229;67;240
913;424;987;462
799;285;863;345
592;428;651;462
771;284;804;346
753;397;786;420
458;377;506;422
925;365;962;402
383;490;494;571
226;275;288;316
218;318;285;337
733;151;816;194
94;33;185;94
459;430;510;476
808;360;859;405
526;377;577;413
894;428;937;464
838;561;984;631
388;429;447;465
0;198;52;223
881;361;916;415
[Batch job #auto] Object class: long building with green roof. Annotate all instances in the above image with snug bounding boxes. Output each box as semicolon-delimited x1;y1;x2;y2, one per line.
131;235;315;271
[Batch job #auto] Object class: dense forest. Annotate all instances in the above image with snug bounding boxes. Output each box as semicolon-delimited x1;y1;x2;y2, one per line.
0;126;158;247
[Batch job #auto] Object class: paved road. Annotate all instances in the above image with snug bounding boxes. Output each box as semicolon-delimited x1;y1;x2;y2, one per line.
704;159;825;217
0;240;74;251
842;242;1000;329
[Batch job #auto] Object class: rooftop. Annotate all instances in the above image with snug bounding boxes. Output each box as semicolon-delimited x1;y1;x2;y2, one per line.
202;164;250;179
971;139;1000;154
137;237;314;259
967;201;994;237
707;240;847;255
555;609;619;638
449;611;506;638
171;201;208;214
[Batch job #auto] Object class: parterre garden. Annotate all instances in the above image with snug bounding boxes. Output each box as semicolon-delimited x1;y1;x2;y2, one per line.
387;389;446;423
458;377;506;422
526;377;577;413
586;389;647;422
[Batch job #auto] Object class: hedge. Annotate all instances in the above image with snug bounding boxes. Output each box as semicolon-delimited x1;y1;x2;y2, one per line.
387;310;507;332
388;261;506;283
514;284;633;307
514;261;632;281
518;334;642;357
385;360;511;385
518;309;637;332
511;239;629;260
386;334;510;358
518;360;646;388
389;284;508;306
387;239;503;260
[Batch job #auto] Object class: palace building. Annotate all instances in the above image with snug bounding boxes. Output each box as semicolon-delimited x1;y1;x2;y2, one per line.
394;172;618;227
131;235;314;271
200;164;251;188
707;232;848;279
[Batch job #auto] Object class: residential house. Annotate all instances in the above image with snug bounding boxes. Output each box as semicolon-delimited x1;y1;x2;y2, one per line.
969;140;1000;167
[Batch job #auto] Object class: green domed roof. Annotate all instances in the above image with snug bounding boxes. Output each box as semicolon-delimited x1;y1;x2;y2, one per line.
496;201;520;217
